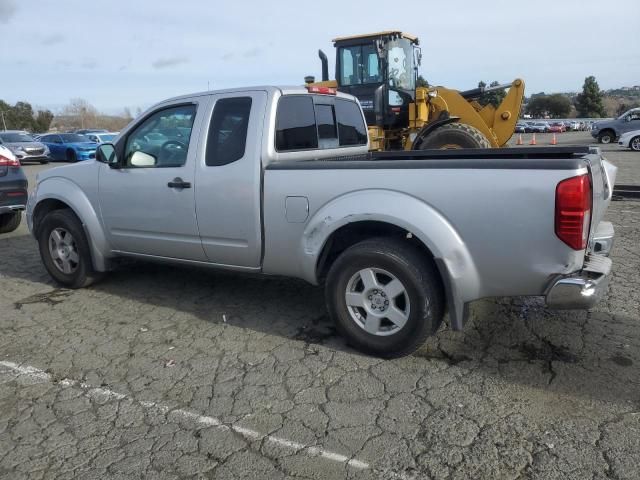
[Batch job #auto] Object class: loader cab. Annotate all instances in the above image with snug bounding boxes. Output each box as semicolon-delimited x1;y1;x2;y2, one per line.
333;32;419;129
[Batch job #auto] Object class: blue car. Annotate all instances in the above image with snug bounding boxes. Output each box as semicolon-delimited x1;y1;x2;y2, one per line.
38;133;98;162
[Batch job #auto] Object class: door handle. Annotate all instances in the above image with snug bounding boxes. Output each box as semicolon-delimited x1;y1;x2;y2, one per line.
167;178;191;189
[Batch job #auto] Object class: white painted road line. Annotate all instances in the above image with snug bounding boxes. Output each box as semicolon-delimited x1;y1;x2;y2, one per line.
0;360;370;470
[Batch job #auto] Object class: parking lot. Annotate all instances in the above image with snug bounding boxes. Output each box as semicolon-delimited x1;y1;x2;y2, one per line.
0;132;638;479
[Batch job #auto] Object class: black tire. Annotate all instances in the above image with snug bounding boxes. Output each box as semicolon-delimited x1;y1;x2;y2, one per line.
413;123;492;150
598;130;615;144
37;209;103;288
40;160;49;164
629;136;640;152
325;237;444;358
66;149;77;162
0;211;22;234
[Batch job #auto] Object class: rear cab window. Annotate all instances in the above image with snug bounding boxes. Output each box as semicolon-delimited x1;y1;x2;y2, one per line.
275;94;367;153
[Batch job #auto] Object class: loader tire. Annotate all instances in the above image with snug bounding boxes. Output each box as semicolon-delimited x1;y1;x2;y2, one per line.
414;123;491;150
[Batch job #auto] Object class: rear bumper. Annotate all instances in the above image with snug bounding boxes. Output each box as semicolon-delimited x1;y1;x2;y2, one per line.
546;257;611;309
546;222;614;310
0;204;25;215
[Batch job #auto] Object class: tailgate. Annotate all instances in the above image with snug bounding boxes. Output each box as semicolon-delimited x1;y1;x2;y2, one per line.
586;147;617;253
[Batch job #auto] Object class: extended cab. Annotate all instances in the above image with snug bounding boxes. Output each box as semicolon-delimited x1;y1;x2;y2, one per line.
27;86;617;357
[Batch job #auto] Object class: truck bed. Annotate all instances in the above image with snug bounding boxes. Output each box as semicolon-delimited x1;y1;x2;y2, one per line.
266;146;593;171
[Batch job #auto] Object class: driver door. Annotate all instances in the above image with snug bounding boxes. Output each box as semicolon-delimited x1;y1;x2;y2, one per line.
98;99;208;261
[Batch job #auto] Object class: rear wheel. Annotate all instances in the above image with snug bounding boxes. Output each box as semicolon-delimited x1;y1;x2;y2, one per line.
598;130;615;144
413;123;491;150
66;149;77;162
0;211;22;234
630;136;640;151
325;237;444;358
37;209;103;288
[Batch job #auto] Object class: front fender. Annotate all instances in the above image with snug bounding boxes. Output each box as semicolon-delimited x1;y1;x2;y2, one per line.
29;177;111;271
301;189;481;330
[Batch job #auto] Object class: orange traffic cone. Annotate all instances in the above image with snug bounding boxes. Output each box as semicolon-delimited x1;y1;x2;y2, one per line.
529;133;537;145
550;133;557;145
516;134;523;145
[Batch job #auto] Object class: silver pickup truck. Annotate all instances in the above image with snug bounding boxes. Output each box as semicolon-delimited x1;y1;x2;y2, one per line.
27;85;616;357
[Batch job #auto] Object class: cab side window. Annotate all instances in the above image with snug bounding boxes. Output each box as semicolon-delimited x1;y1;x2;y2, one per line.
275;97;318;151
206;97;252;166
124;104;196;168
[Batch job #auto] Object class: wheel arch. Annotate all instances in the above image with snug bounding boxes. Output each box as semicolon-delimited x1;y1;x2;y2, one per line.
31;178;111;271
302;189;481;330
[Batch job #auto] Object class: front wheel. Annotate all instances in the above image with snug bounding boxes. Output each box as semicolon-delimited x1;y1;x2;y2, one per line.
630;136;640;152
598;130;615;144
325;238;444;358
66;150;77;162
0;211;22;234
413;123;491;150
37;209;103;288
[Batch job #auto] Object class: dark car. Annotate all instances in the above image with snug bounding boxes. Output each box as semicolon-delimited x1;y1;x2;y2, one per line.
0;131;50;164
39;133;98;162
0;146;28;233
514;122;527;133
529;122;550;133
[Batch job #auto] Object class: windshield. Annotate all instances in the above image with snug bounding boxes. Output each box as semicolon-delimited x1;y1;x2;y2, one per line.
60;134;90;143
386;38;415;90
0;132;35;143
338;43;382;86
98;134;116;142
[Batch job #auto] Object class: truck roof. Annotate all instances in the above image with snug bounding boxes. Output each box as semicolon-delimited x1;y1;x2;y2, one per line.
159;85;358;106
333;31;419;44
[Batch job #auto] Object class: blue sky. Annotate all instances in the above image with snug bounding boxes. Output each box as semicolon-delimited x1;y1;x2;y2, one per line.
1;0;638;114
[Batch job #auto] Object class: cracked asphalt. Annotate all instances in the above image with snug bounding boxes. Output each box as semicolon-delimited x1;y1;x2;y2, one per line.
1;140;638;479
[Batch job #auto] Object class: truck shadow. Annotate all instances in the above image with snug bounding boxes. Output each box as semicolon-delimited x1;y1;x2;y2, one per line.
1;233;638;406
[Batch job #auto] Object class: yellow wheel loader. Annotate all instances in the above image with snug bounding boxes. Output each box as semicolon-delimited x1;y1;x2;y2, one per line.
306;31;525;151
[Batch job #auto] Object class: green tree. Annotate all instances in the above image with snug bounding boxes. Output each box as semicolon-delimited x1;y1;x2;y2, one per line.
417;75;429;88
8;101;35;130
34;110;54;132
575;76;606;118
526;96;549;117
526;94;572;118
478;80;507;108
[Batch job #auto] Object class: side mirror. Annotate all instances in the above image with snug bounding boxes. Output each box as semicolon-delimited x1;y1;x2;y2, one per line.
130;150;156;167
96;143;118;166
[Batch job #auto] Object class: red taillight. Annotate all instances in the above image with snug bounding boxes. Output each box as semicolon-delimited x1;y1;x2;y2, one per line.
306;86;336;95
0;154;20;167
555;174;591;250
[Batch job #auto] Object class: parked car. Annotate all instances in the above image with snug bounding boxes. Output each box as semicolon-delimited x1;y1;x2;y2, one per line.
549;122;566;133
514;123;527;133
85;132;119;144
529;122;550;133
0;145;28;233
75;129;108;135
27;85;616;358
591;108;640;144
38;133;98;162
617;129;640;151
0;131;50;164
